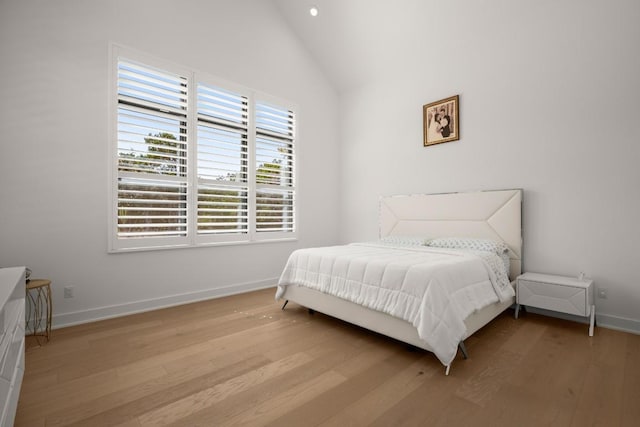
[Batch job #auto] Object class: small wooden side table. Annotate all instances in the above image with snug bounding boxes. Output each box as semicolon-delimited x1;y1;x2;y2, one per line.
26;279;52;342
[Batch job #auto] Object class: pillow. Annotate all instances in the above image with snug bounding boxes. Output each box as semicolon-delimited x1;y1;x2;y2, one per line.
380;235;427;246
498;251;511;276
425;237;509;256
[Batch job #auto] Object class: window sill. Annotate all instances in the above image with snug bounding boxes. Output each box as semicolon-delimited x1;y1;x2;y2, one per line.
108;236;298;254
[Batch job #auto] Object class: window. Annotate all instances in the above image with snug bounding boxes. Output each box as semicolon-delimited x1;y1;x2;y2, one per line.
110;47;296;251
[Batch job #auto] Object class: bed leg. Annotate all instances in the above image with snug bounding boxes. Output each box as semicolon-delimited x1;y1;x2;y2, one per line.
445;365;451;376
458;341;469;360
281;300;289;310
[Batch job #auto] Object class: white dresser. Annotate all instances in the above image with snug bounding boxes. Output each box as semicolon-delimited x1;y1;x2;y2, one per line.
0;267;26;427
515;272;595;336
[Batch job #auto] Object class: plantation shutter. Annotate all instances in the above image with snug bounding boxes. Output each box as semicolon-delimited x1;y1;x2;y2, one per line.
116;60;188;240
196;84;249;236
112;47;297;251
255;102;295;234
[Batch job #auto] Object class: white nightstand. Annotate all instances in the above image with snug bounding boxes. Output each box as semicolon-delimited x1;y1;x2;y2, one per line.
515;272;595;336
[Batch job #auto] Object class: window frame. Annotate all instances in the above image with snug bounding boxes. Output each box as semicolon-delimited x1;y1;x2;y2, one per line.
108;45;297;253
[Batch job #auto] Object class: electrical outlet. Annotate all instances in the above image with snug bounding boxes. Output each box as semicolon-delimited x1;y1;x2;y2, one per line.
597;288;607;299
64;286;74;298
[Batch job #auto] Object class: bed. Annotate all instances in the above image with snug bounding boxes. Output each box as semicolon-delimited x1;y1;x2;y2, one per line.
276;189;522;374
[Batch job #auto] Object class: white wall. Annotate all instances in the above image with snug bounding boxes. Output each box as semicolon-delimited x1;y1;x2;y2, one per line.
0;0;340;326
338;1;640;331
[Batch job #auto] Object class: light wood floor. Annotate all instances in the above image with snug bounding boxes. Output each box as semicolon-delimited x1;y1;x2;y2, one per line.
17;288;640;427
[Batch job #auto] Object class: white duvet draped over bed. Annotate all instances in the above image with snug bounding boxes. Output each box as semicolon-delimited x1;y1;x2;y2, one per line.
276;243;514;366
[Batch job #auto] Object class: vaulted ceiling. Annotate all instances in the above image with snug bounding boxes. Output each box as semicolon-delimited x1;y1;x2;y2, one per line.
272;0;435;93
272;0;488;93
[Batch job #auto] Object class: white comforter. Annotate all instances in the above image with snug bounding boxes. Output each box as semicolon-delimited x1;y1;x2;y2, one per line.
276;243;514;366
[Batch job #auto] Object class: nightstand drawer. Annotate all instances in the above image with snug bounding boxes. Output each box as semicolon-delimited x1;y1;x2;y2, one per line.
517;279;589;316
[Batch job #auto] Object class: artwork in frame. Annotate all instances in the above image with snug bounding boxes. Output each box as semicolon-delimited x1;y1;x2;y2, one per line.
423;95;459;147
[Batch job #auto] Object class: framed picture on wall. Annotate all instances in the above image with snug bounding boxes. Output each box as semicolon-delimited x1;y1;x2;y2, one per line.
423;95;459;146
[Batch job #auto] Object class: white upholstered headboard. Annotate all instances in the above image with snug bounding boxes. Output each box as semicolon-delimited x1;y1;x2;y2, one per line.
379;189;523;279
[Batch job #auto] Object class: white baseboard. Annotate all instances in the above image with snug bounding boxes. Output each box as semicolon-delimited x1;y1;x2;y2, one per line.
52;284;640;336
525;307;640;335
52;278;278;329
595;313;640;335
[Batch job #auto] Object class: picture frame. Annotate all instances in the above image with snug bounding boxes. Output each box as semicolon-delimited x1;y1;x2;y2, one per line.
423;95;459;147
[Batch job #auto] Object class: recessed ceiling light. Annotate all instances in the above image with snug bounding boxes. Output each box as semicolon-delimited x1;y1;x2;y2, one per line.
309;6;319;17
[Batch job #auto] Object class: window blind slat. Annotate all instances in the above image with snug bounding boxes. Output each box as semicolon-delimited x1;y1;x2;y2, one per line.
196;184;248;235
254;101;295;234
117;177;188;239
